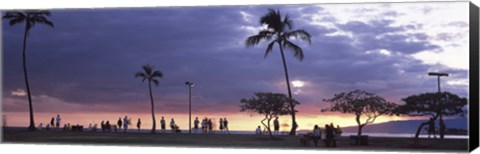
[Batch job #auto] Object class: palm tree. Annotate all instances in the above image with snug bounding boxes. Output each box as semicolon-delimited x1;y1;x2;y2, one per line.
3;10;54;131
135;64;163;133
245;9;311;135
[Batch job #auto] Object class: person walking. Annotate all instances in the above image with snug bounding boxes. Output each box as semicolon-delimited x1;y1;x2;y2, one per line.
160;116;166;133
273;117;280;135
136;118;142;132
117;117;123;130
55;114;61;128
223;117;229;134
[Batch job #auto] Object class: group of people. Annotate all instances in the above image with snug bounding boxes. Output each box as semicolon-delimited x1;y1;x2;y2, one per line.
38;114;62;131
98;116;139;132
191;117;229;134
312;123;342;147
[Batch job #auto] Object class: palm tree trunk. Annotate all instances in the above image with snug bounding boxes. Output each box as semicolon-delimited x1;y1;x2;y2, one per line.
277;42;297;136
148;82;156;133
22;23;35;131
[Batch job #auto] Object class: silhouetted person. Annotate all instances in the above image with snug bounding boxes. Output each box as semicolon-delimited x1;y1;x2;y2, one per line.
223;118;229;134
63;124;67;131
273;117;280;135
50;117;54;129
56;114;61;128
325;124;333;147
38;123;43;130
440;119;446;139
137;118;141;132
46;124;50;131
106;121;112;132
312;125;322;147
255;126;262;135
160;116;166;133
201;118;207;133
428;118;436;139
208;119;213;133
194;117;199;133
170;118;175;133
219;118;224;133
93;123;98;132
335;125;342;137
88;123;92;131
117;118;122;130
123;116;130;132
101;121;105;132
67;123;71;131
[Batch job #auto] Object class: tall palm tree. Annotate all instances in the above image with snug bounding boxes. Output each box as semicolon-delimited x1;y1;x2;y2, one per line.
3;10;54;131
245;9;311;135
135;64;163;133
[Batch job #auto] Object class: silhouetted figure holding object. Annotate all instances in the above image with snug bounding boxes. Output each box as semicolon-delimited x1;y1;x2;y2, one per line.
428;118;436;139
312;125;322;147
117;118;122;130
160;116;166;133
273;117;280;135
137;118;141;132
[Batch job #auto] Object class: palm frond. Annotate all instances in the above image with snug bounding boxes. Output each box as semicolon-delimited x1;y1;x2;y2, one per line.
245;30;274;47
264;41;276;58
135;72;147;79
283;40;304;61
285;29;311;44
33;16;54;28
260;9;282;33
282;14;293;31
142;64;153;75
152;70;163;78
152;79;160;87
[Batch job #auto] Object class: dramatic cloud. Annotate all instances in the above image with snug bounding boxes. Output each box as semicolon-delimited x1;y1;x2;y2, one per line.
2;2;469;120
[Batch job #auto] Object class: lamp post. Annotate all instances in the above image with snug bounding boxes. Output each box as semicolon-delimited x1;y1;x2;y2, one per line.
185;81;195;134
428;72;448;139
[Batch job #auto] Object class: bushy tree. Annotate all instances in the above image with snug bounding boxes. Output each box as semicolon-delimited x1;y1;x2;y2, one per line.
240;92;299;138
322;90;397;136
395;92;467;139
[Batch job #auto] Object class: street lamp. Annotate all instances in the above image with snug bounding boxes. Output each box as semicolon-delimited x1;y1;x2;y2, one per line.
428;72;449;92
428;72;449;139
185;81;195;134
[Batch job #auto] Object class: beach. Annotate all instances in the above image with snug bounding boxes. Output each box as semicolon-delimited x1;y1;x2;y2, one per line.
2;127;468;152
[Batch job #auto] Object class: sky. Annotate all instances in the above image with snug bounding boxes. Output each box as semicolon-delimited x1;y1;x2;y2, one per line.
1;2;470;131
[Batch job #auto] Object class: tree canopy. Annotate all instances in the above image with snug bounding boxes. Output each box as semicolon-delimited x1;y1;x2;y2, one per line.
240;92;299;137
322;90;397;136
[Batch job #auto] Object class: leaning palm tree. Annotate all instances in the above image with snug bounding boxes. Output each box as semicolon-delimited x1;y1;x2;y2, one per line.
3;10;54;131
245;9;311;135
135;64;163;133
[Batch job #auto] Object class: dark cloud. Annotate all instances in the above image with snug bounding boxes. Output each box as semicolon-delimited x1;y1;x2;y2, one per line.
2;4;468;115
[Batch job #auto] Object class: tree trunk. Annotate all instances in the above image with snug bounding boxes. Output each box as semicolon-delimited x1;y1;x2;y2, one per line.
278;42;297;136
439;115;445;139
22;22;35;131
357;124;365;136
355;114;361;136
267;117;273;138
415;121;429;139
148;82;156;133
